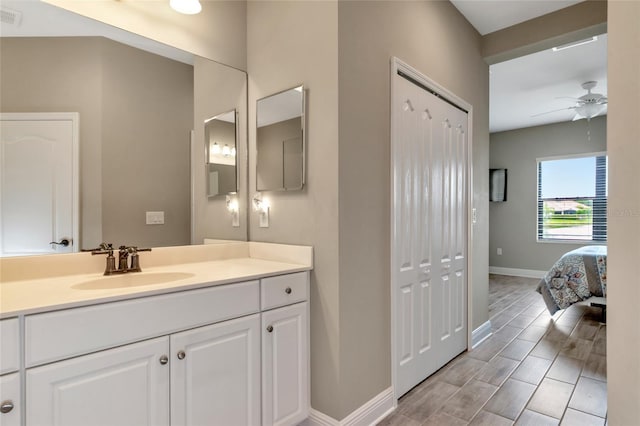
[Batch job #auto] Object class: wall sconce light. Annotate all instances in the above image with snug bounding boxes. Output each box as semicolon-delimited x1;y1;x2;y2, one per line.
252;193;270;228
211;141;221;155
170;0;202;14
226;195;240;227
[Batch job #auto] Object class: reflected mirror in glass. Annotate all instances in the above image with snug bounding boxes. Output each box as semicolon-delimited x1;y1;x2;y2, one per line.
256;85;305;191
205;110;238;197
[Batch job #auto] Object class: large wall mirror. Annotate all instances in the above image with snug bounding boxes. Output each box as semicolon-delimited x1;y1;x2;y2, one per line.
256;85;305;191
0;1;248;256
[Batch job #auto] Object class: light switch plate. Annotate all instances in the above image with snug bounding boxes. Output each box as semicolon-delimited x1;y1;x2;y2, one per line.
146;211;165;225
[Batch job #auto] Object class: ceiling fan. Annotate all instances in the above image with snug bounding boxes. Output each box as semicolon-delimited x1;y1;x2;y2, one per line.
533;81;608;121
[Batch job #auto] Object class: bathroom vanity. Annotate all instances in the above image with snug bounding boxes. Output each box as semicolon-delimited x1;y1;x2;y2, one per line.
0;242;312;426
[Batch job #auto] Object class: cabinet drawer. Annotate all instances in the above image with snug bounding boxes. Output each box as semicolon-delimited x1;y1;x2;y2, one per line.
261;272;308;310
0;318;20;375
25;280;259;367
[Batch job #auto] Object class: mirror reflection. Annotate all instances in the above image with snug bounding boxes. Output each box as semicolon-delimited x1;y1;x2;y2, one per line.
205;110;238;198
0;1;248;255
256;85;305;191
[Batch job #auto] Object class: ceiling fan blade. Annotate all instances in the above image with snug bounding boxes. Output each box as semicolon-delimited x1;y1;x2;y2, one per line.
531;106;576;117
596;96;608;104
572;113;584;121
555;96;583;101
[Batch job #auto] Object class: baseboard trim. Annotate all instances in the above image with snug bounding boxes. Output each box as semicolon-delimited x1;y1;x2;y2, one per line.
471;320;493;348
306;387;395;426
489;266;546;279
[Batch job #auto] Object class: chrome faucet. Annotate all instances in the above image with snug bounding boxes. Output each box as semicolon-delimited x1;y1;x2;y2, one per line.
91;243;151;275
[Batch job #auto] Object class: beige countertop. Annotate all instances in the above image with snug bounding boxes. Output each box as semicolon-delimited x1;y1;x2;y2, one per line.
0;242;313;318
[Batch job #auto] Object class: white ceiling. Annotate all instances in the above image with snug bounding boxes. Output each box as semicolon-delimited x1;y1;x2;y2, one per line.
450;0;584;35
450;0;607;133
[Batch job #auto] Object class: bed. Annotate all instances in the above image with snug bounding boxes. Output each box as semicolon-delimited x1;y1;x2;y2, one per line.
536;245;607;315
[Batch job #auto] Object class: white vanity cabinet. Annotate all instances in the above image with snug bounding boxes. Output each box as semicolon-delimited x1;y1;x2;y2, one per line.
0;318;21;426
27;337;170;426
261;272;309;426
12;270;310;426
170;314;261;426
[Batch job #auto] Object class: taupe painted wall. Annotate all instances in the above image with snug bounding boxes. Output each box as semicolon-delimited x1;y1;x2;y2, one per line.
192;57;247;243
0;37;193;249
247;0;341;418
489;117;607;271
607;1;640;422
43;0;247;71
248;0;488;420
337;1;489;417
0;37;103;248
100;39;193;248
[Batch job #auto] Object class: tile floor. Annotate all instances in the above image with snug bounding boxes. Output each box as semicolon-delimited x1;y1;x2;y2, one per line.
379;274;607;426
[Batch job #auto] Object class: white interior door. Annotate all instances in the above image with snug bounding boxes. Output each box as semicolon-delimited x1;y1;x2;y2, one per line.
392;63;469;398
0;113;79;256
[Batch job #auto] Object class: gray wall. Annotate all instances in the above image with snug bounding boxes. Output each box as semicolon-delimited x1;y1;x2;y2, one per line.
489;116;606;272
248;0;488;420
256;117;302;190
0;37;193;249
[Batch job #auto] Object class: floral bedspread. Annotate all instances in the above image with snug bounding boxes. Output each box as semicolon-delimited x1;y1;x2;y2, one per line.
536;245;607;314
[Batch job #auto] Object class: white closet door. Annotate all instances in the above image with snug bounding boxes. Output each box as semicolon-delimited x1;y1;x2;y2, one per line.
393;71;468;397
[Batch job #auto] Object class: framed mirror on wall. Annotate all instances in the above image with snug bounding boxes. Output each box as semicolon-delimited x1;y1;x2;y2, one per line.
256;85;305;191
0;0;249;255
205;109;238;198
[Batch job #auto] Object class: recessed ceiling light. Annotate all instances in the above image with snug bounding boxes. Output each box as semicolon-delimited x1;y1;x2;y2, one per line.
170;0;202;15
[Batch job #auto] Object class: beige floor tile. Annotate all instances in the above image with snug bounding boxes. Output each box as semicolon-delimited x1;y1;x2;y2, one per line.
546;355;584;384
582;353;606;382
377;412;422;426
518;325;548;343
561;337;594;361
592;331;606;356
561;408;606;426
484;379;536;420
510;356;553;385
527;378;574;419
544;324;574;342
467;336;510;362
515;409;559;426
421;412;468;426
440;380;498;421
499;338;536;361
475;355;519;386
530;339;564;360
468;410;513;426
493;325;523;343
398;380;460;421
568;377;608;418
570;322;600;340
439;356;487;387
508;314;537;329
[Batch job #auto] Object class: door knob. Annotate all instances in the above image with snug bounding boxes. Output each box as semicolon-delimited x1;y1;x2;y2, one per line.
0;400;14;414
159;355;169;365
285;287;292;294
50;238;71;247
266;325;273;333
177;350;186;360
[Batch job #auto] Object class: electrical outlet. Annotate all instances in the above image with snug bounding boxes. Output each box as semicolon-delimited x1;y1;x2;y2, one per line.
146;211;164;225
497;248;503;255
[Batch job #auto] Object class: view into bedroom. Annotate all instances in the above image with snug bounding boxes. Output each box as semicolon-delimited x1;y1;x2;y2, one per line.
487;30;608;424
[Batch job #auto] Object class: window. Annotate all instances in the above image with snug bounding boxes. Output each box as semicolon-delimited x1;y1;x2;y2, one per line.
537;153;607;242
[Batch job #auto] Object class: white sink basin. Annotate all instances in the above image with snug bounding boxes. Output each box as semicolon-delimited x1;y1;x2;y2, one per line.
72;272;195;290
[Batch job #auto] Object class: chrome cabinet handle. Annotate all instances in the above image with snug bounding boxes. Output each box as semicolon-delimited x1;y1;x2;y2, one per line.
177;350;186;360
159;355;169;365
266;325;273;333
0;400;14;414
285;287;292;294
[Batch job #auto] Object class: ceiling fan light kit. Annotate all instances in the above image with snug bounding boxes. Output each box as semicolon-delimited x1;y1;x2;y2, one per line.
533;80;608;122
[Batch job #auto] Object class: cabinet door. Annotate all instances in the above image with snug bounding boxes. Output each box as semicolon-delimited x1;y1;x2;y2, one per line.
171;314;261;426
26;337;170;426
0;373;21;426
262;302;308;426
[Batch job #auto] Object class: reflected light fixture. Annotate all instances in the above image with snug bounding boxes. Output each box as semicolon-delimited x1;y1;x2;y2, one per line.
170;0;202;15
222;144;231;157
211;142;221;155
